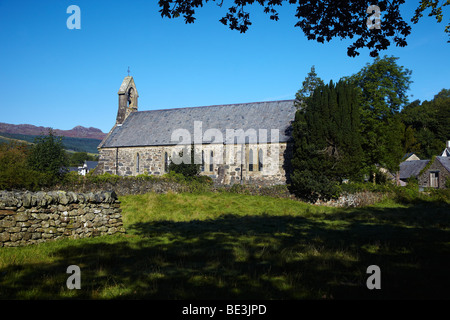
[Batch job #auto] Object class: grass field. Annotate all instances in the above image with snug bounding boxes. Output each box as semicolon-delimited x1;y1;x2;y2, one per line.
0;191;449;299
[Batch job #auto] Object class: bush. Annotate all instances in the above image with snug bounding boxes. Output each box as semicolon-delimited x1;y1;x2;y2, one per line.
0;166;48;191
27;129;69;181
57;169;214;194
227;183;252;195
290;169;340;202
162;170;213;185
135;171;158;182
390;182;450;204
63;171;84;184
86;172;121;184
162;171;188;183
0;142;52;191
428;188;450;203
392;185;421;204
167;144;201;178
192;175;214;185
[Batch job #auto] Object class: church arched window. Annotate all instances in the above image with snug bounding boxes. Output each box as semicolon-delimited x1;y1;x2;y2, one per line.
127;87;134;108
136;153;140;174
258;149;263;171
249;149;254;172
164;152;169;173
209;151;214;172
201;150;205;172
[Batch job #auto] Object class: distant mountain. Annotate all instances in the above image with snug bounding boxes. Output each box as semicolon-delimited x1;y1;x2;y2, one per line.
0;132;102;154
0;122;106;140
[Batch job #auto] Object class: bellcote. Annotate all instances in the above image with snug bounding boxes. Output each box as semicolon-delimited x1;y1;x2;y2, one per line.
116;76;139;124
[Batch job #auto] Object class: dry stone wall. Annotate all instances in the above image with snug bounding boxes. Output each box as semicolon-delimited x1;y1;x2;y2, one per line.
0;190;125;247
314;191;386;207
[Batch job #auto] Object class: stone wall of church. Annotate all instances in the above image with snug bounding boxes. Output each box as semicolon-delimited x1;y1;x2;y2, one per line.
98;142;292;186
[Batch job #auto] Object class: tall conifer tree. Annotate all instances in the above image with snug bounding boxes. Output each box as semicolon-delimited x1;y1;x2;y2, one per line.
295;65;325;109
291;79;363;201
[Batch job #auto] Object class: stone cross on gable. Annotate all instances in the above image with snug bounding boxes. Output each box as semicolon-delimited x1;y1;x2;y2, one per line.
127;66;130;76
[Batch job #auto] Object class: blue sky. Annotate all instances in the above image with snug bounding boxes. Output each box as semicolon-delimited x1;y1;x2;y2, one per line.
0;1;449;133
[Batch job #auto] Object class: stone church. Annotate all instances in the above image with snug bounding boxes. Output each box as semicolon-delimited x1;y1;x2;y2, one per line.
97;76;297;185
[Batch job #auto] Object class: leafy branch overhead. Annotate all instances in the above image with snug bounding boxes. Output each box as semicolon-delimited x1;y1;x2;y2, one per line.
158;0;449;57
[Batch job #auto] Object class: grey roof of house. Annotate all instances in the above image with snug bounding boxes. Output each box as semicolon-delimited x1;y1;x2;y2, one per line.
437;156;450;172
99;100;297;148
85;161;98;170
399;160;430;180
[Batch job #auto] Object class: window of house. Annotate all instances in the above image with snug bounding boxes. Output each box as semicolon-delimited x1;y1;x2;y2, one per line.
430;171;439;188
249;149;254;172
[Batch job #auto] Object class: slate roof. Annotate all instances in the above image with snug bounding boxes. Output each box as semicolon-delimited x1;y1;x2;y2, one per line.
399;160;430;180
436;156;450;172
84;161;98;170
99;100;297;148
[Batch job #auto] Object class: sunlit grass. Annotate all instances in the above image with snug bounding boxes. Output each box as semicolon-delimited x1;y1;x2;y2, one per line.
1;191;449;299
120;191;336;227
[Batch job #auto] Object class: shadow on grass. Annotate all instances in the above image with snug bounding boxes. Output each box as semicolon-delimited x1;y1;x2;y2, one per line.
1;202;449;299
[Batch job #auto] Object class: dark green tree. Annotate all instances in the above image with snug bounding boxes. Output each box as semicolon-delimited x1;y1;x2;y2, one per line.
69;152;99;167
290;79;363;201
349;55;412;173
400;88;450;158
401;124;421;155
433;89;450;132
168;144;201;178
294;65;324;109
27;129;69;181
0;142;43;190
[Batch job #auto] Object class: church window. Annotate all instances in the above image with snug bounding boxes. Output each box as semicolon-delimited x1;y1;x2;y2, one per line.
127;87;134;108
258;149;263;171
201;150;205;172
210;151;214;172
249;149;254;172
136;153;140;173
164;152;169;173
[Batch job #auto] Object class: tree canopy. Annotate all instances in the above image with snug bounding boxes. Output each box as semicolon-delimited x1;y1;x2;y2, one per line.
290;55;427;200
158;0;449;57
400;88;450;158
27;129;69;180
294;65;324;109
290;79;363;201
168;144;202;177
349;55;412;172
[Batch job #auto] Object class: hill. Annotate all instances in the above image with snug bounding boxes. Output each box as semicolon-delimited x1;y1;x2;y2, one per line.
0;122;107;154
0;122;106;140
0;132;102;154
